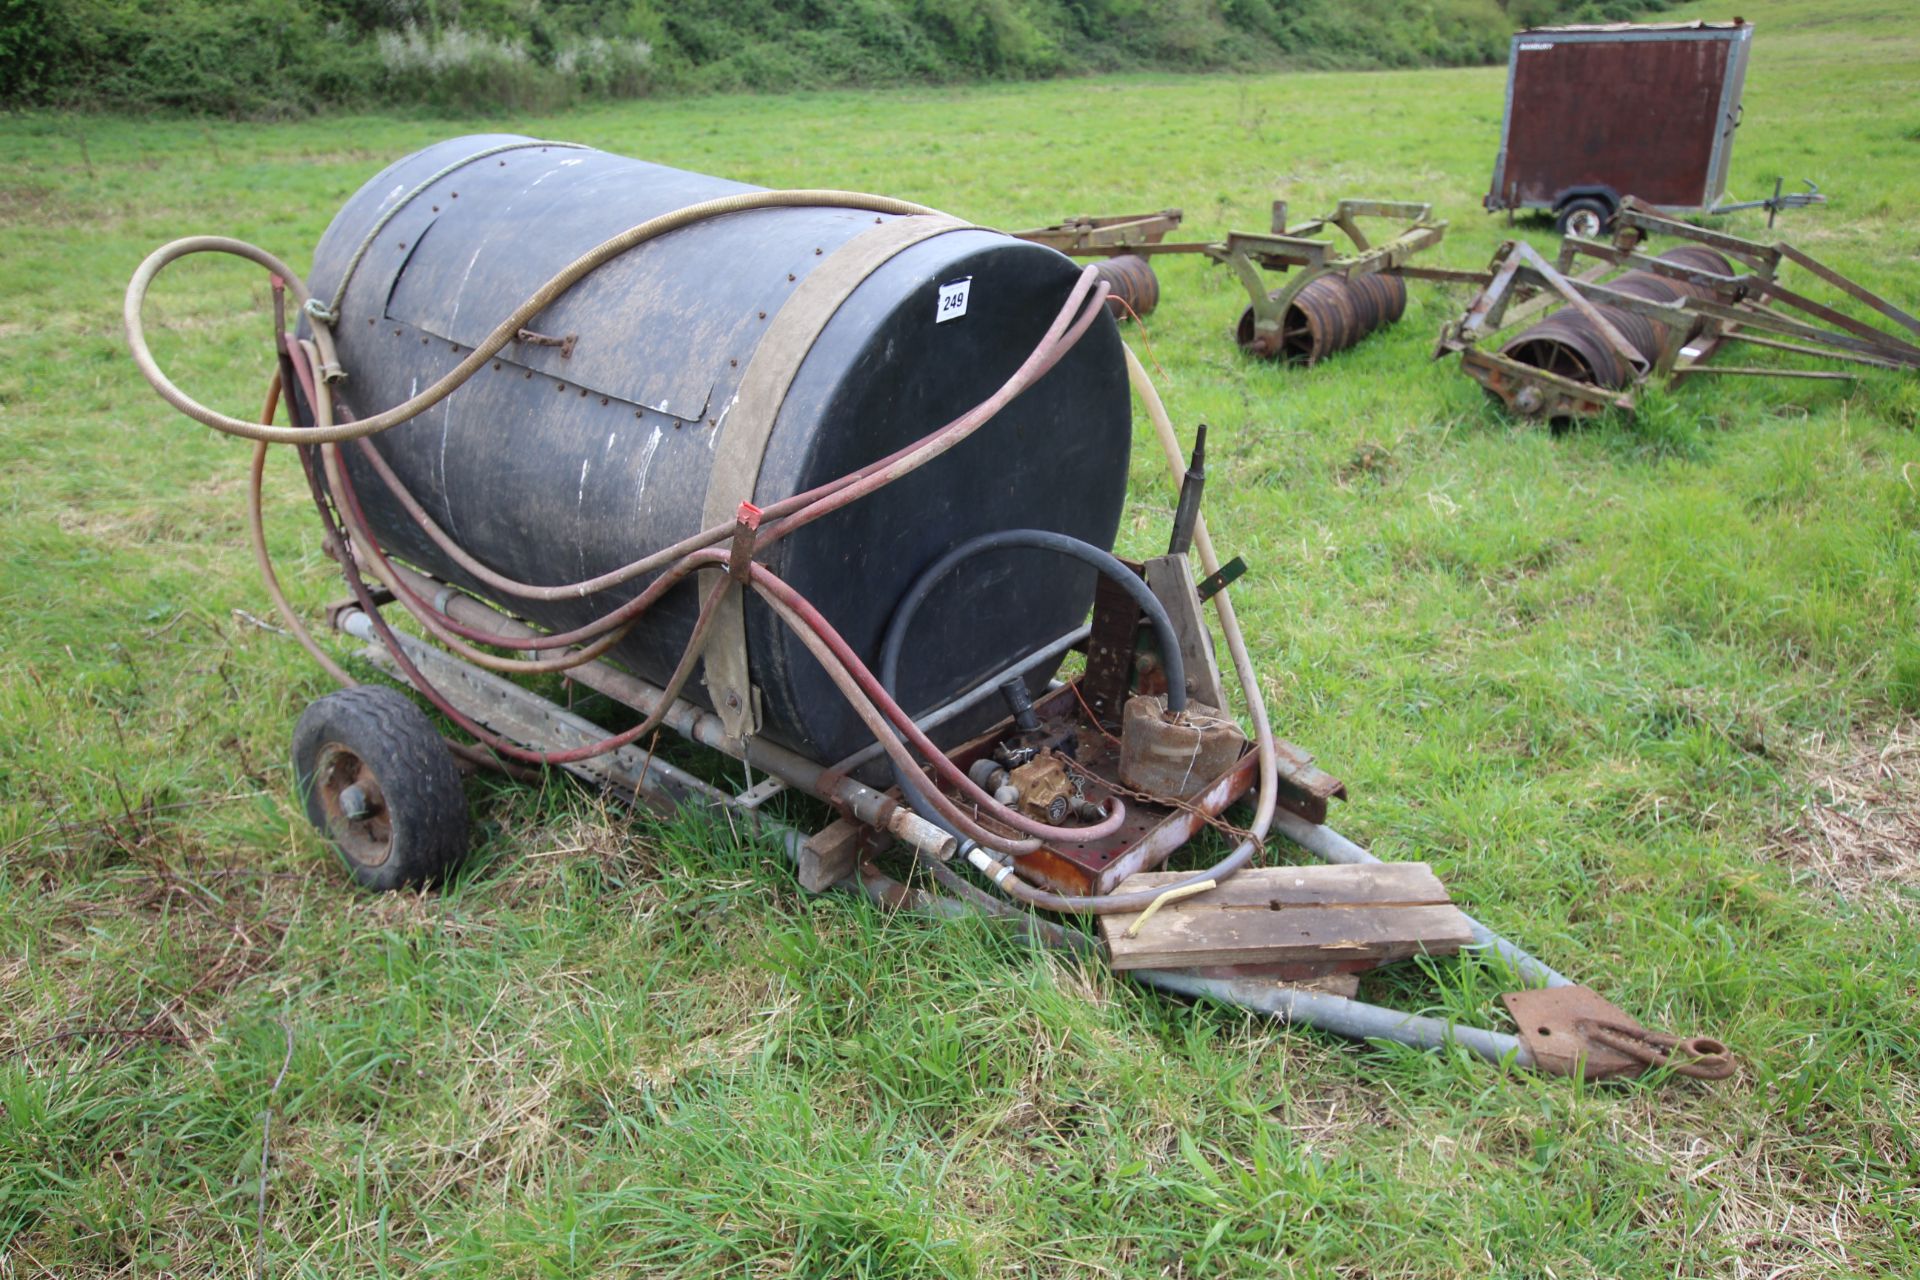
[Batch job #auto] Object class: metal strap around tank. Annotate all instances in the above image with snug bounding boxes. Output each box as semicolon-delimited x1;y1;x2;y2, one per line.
700;212;974;742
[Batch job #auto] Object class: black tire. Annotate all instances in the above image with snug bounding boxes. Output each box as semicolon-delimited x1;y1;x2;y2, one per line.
292;686;469;891
1555;197;1613;239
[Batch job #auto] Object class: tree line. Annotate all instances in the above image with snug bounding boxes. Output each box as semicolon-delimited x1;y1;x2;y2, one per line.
1;0;1658;117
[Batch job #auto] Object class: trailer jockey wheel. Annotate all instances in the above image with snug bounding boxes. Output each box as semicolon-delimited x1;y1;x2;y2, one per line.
292;686;469;891
1555;198;1612;239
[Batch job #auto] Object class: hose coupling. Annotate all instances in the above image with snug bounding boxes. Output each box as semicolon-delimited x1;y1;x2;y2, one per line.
998;677;1041;733
966;845;1017;887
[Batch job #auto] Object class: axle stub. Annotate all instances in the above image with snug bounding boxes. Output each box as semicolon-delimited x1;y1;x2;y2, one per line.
1554;197;1613;240
293;685;469;891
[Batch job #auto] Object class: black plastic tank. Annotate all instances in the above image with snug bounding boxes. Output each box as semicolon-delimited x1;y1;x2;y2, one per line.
302;135;1131;764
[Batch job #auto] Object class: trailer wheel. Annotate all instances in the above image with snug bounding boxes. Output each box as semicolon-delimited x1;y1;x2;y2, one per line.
292;686;469;891
1555;198;1612;239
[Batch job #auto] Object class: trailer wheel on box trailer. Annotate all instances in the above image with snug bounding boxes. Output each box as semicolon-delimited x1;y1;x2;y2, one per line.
1484;20;1819;229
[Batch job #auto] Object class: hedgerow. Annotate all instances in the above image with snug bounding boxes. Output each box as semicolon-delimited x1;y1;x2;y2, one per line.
0;0;1667;117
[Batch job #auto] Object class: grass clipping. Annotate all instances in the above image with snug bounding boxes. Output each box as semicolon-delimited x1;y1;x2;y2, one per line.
1771;719;1920;914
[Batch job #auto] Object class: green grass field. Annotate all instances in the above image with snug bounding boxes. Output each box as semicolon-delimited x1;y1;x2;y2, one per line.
4;0;1919;1274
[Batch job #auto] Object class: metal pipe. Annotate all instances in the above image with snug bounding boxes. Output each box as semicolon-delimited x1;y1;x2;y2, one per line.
1268;808;1573;989
364;562;958;862
824;624;1090;775
350;583;1543;1069
866;835;1536;1068
1131;969;1533;1067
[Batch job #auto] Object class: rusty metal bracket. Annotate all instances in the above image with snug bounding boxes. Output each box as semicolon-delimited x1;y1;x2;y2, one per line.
1080;560;1146;729
1458;347;1633;420
1613;197;1781;274
1011;209;1186;256
1213;201;1448;346
1505;986;1734;1081
1269;738;1346;825
727;501;762;583
1194;556;1247;602
515;327;578;359
1441;240;1523;350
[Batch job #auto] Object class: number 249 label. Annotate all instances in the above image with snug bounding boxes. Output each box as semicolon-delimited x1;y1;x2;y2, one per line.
936;277;972;324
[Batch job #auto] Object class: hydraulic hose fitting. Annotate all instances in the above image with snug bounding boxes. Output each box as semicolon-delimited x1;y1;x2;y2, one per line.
999;677;1041;733
966;845;1018;888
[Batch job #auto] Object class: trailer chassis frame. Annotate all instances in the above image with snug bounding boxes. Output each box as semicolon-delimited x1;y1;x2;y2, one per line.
327;566;1727;1081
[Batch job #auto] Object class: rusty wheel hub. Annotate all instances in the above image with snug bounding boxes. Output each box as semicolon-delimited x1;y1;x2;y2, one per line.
1564;207;1604;239
315;743;394;867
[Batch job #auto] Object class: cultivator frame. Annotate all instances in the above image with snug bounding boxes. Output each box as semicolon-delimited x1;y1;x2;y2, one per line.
1437;197;1920;419
1014;199;1451;361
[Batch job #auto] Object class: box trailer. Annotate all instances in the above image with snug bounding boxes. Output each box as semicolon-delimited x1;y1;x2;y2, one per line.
1484;20;1817;236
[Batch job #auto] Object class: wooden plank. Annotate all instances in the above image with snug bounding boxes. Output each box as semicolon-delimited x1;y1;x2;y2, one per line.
1100;863;1473;972
1115;861;1448;906
1106;903;1472;971
798;817;867;894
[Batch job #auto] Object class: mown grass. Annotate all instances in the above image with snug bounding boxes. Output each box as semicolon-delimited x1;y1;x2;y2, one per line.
3;0;1919;1274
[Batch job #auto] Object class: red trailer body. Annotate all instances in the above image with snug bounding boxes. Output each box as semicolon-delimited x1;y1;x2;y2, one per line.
1486;21;1753;232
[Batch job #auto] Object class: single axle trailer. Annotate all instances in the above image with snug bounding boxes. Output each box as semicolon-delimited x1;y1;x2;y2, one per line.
1484;20;1823;237
125;137;1732;1083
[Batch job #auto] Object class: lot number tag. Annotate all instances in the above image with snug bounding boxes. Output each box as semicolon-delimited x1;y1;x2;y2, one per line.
937;277;972;324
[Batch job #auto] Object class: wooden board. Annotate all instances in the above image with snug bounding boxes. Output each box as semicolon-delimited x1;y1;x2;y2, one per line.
1100;863;1473;972
797;817;867;894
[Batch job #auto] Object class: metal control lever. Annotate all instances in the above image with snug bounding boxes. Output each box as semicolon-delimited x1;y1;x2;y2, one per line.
1168;424;1206;555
